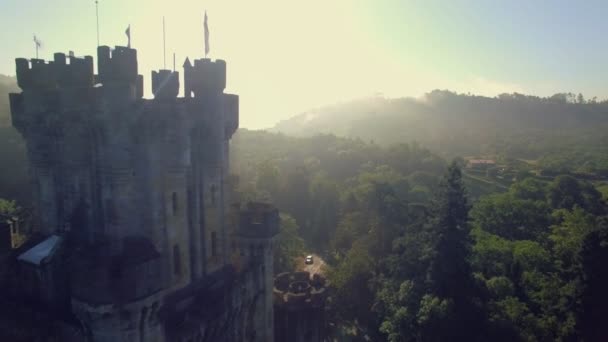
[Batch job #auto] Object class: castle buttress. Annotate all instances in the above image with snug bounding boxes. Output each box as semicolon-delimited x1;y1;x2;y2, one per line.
7;45;278;342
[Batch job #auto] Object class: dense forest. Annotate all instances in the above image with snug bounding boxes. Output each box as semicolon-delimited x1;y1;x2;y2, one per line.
2;75;608;340
273;92;608;175
231;128;608;341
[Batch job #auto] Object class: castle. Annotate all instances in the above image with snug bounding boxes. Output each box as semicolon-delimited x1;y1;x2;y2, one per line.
6;45;279;342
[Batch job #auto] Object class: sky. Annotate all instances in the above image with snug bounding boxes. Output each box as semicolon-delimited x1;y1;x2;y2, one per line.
1;0;608;128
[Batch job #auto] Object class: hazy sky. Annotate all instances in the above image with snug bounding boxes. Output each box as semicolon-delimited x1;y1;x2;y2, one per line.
1;0;608;128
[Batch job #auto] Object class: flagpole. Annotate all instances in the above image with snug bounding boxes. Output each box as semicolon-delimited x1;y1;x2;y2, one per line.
204;11;209;58
95;0;100;46
163;17;166;69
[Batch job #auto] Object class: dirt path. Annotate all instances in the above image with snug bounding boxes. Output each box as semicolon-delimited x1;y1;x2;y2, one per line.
295;253;326;275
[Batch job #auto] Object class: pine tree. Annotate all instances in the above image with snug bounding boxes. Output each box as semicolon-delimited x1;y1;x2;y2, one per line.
578;219;608;341
429;161;472;297
425;161;484;340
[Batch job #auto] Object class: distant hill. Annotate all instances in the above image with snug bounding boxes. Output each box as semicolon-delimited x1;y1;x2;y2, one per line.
272;90;608;162
0;76;28;204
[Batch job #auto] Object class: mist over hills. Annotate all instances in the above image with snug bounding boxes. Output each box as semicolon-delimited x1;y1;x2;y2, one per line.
3;73;608;174
272;90;608;164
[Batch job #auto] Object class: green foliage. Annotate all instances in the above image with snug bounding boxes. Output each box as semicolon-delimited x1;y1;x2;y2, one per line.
273;91;608;176
330;212;369;256
549;207;596;272
471;193;550;240
548;175;604;214
327;239;376;322
274;213;305;273
0;198;17;216
509;177;548;201
416;294;453;341
376;280;417;342
578;219;608;340
428;162;473;298
470;172;608;341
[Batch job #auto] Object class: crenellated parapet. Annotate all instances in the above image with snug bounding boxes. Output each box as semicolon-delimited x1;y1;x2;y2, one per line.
273;272;329;310
97;46;137;83
97;45;143;99
15;53;94;90
274;271;329;342
237;202;279;239
183;57;226;98
152;69;180;99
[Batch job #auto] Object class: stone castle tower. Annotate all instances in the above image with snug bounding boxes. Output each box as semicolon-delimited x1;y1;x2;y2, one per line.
8;45;278;342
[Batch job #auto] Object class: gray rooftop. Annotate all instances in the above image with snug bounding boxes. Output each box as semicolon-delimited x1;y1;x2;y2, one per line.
17;235;62;265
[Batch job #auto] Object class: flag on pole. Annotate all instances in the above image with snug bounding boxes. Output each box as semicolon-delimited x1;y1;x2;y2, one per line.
204;11;209;57
33;35;42;58
33;35;42;48
125;25;131;48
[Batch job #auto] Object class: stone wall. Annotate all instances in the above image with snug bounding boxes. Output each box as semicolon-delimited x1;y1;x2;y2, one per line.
273;272;329;342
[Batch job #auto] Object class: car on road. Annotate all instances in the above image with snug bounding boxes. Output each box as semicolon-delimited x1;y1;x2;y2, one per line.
305;255;314;265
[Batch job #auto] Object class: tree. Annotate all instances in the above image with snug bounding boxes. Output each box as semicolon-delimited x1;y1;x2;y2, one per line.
426;161;485;340
428;161;472;298
548;175;603;214
471;193;551;241
255;159;280;199
327;239;376;323
577;218;608;341
577;93;585;104
0;198;17;216
273;213;305;273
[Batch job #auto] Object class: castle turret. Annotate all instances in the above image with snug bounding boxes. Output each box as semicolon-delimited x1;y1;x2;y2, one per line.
237;202;279;342
183;57;226;98
151;69;179;99
96;45;143;100
273;272;329;342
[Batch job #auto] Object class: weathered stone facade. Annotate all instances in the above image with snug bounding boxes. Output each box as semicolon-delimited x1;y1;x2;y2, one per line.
7;45;278;342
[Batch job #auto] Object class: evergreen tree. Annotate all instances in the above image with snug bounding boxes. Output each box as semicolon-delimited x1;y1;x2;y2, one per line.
425;161;485;340
578;218;608;341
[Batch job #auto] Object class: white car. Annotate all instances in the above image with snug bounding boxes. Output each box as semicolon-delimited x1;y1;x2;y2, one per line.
305;255;314;265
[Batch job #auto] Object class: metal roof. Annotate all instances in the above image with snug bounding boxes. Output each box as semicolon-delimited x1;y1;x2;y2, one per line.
17;235;62;265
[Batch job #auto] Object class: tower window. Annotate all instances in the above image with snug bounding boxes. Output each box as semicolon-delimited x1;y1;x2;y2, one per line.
172;192;178;216
173;245;181;276
211;231;217;257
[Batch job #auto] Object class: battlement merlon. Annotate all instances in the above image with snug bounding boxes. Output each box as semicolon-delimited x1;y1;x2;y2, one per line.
183;58;226;98
15;53;94;90
237;202;279;239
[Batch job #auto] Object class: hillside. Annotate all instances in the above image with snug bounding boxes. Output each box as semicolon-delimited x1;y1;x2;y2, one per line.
272;91;608;172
